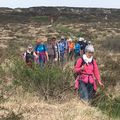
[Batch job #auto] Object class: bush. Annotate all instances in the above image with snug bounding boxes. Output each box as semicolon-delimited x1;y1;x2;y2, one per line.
103;36;120;52
92;90;120;119
91;55;120;119
31;16;49;23
12;58;73;100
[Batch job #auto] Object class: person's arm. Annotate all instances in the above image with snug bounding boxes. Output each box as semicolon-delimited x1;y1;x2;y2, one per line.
93;60;104;87
22;52;26;61
44;45;49;61
45;51;49;61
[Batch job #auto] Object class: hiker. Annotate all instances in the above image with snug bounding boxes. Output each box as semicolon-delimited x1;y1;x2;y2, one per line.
64;37;69;60
54;39;59;62
34;39;48;67
88;41;91;45
58;36;66;64
46;37;56;63
74;41;81;60
78;37;84;55
74;45;104;102
23;44;34;67
82;40;88;53
68;38;75;61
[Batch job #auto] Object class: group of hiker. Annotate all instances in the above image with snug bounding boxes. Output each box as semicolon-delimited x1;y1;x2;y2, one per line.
23;36;104;104
23;36;91;67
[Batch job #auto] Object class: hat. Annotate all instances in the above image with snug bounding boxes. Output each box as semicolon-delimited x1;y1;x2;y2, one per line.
79;37;84;41
84;40;87;43
61;36;65;39
52;37;56;40
88;41;91;44
28;44;33;49
85;45;94;53
68;38;72;42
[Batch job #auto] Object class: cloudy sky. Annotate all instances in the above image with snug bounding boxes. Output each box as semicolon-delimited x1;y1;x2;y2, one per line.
0;0;120;8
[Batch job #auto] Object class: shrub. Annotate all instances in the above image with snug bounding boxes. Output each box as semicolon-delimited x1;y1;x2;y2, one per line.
12;58;73;100
91;55;120;119
103;36;120;52
92;90;120;119
31;16;49;23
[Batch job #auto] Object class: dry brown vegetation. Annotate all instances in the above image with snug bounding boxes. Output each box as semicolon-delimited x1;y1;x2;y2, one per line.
0;7;120;120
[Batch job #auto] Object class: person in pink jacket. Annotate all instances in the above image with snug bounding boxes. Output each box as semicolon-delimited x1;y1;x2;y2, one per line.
74;45;104;102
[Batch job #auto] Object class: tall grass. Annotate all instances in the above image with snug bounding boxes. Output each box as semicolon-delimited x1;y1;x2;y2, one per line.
92;55;120;119
103;36;120;52
12;58;73;100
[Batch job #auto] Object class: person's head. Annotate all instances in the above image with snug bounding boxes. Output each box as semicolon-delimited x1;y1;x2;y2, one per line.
68;38;72;43
85;45;94;58
88;41;91;44
27;44;33;52
79;37;84;42
52;37;56;44
61;36;65;41
47;38;51;44
36;39;42;44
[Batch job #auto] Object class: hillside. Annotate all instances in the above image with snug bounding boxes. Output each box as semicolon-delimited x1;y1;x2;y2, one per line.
0;7;120;120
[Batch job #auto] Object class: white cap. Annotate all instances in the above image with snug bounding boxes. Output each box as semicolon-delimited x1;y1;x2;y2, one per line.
68;38;72;42
79;37;84;41
85;45;94;53
88;41;91;44
84;40;87;42
61;36;65;39
28;44;33;49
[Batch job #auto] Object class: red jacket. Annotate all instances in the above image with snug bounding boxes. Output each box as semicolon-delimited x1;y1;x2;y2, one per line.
74;58;101;91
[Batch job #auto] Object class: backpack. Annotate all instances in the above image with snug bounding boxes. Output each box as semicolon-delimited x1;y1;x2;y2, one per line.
59;42;65;53
26;51;34;63
75;43;81;53
74;57;94;79
35;44;46;52
47;44;55;56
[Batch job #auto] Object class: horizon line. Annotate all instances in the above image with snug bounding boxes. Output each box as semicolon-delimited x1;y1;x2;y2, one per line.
0;6;120;10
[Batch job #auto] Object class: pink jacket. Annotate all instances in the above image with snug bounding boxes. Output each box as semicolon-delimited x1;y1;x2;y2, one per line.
74;58;101;91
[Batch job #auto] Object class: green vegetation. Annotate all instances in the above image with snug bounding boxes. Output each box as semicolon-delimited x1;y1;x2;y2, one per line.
31;16;49;23
103;36;120;52
92;90;120;119
12;58;73;100
92;51;120;119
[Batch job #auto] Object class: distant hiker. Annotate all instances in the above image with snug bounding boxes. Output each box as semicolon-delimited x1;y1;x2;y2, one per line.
46;38;56;63
74;45;104;102
54;38;59;62
82;40;88;54
58;36;66;64
68;38;75;61
34;39;48;68
74;41;81;59
78;37;84;55
23;44;34;67
88;41;91;45
64;37;69;61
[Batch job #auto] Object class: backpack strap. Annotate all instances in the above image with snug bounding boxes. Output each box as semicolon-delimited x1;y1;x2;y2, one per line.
81;57;86;67
74;57;85;67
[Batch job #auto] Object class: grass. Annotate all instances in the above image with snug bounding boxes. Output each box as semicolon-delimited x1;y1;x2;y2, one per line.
31;16;49;23
11;58;73;100
92;90;120;119
91;49;120;119
103;36;120;52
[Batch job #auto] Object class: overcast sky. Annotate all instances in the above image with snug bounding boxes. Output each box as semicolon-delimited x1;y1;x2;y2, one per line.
0;0;120;9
